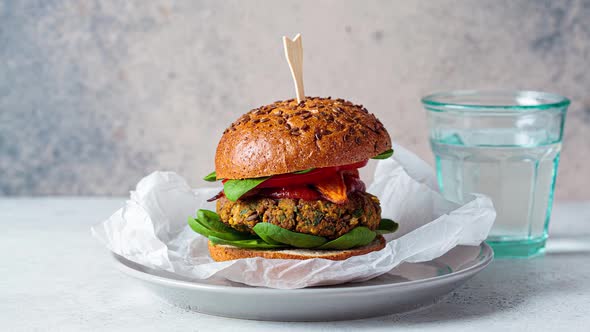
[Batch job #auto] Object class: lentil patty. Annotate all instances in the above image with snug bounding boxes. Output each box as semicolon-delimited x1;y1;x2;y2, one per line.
216;192;381;239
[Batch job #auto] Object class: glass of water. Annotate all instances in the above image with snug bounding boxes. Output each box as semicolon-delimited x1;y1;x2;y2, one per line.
422;90;570;258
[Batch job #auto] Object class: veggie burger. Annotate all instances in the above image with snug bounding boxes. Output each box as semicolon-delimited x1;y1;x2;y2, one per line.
189;96;398;261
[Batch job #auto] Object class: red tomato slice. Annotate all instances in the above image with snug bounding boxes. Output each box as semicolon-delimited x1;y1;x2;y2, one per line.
217;160;369;202
257;160;368;189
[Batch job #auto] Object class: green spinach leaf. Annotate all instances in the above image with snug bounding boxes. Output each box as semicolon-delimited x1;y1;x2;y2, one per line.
223;177;270;201
248;224;283;245
203;171;218;182
317;226;376;250
376;218;399;234
196;209;245;235
188;217;254;241
252;222;327;248
371;148;394;160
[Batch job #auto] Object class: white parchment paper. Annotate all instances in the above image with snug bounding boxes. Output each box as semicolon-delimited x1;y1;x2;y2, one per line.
92;144;496;289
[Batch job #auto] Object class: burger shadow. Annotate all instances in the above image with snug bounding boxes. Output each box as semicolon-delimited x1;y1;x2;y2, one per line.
282;252;584;327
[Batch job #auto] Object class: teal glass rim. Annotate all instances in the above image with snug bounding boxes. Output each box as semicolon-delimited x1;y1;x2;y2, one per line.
422;90;570;113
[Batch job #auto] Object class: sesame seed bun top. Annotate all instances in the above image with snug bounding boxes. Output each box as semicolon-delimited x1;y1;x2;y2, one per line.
215;97;392;179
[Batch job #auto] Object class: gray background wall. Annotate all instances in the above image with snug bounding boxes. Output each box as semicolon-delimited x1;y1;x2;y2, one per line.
1;0;589;199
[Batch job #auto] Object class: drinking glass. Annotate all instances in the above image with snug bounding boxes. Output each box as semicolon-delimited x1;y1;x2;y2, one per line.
422;90;570;258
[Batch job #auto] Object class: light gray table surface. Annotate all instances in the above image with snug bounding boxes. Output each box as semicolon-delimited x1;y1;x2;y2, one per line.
2;198;590;331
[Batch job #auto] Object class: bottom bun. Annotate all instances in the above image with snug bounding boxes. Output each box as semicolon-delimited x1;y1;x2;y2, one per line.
208;235;386;261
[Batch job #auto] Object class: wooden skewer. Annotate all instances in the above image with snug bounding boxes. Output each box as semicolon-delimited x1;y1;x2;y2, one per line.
283;34;305;103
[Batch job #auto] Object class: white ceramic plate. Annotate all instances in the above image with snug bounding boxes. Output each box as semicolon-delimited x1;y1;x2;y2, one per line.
113;243;493;321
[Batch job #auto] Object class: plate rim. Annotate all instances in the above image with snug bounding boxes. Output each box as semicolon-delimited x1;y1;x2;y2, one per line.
111;242;494;294
113;242;493;294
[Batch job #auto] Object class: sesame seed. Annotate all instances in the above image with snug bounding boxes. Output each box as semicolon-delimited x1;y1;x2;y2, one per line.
314;129;323;140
